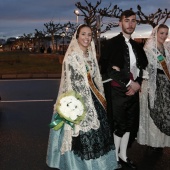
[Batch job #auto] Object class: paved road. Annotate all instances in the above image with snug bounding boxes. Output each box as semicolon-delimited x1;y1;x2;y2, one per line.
0;79;170;170
0;79;60;170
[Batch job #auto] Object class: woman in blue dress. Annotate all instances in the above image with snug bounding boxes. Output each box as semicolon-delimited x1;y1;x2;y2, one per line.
46;24;118;170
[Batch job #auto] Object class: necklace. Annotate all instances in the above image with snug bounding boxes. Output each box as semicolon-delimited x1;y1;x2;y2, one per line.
83;49;89;58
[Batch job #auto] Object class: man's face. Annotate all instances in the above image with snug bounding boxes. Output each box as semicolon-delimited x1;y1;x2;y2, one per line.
119;15;137;36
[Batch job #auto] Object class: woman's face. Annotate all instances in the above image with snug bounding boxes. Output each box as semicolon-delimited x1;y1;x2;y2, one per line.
77;27;92;52
157;28;169;45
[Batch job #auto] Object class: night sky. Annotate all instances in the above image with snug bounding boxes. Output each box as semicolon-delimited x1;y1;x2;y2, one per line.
0;0;170;39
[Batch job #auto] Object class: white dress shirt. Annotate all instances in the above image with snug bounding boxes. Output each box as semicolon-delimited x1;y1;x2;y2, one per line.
124;36;140;86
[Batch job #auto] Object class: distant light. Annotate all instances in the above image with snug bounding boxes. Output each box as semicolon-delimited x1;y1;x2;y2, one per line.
74;10;79;16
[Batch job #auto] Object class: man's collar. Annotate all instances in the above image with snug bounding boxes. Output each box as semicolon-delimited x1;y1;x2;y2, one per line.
123;34;130;43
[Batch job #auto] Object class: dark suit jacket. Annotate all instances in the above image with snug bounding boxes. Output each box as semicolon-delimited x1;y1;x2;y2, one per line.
100;33;148;88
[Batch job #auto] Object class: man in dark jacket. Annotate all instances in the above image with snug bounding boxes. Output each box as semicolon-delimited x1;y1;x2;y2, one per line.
99;10;148;169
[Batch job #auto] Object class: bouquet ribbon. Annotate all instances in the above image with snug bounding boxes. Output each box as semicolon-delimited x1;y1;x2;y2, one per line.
49;113;74;130
49;90;86;131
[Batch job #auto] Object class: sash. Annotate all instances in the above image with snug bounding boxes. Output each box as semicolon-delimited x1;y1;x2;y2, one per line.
86;65;107;111
157;55;170;80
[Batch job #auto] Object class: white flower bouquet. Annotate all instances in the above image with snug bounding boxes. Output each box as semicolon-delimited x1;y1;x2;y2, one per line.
49;91;86;130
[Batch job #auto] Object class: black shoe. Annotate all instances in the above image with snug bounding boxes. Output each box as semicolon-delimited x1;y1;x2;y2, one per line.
119;157;137;169
115;161;123;169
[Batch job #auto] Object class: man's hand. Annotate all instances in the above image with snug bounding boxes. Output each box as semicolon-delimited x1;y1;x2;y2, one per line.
130;81;141;92
126;86;136;96
126;81;140;96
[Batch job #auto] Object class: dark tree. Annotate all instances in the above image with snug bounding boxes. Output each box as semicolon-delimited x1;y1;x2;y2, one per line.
19;33;33;51
63;22;77;38
136;5;170;28
98;5;122;33
75;0;122;34
34;29;45;52
44;21;62;51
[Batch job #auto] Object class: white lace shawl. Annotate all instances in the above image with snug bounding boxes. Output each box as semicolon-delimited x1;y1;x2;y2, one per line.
54;25;105;154
144;25;170;109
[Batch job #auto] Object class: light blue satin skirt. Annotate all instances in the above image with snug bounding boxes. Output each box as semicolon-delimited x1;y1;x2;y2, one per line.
46;126;118;170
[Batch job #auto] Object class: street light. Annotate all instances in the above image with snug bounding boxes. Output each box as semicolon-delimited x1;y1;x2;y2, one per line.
60;32;65;55
74;9;79;25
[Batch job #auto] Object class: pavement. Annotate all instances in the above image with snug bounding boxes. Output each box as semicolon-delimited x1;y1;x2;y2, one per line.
0;79;59;170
